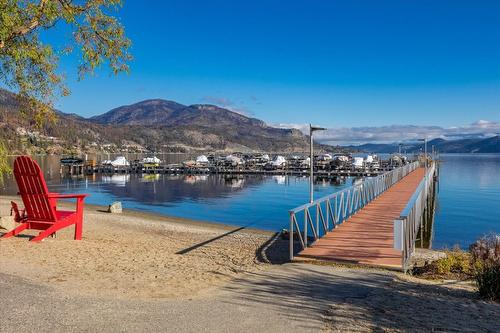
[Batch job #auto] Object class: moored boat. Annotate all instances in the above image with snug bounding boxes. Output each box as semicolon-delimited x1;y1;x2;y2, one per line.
142;156;161;167
60;157;84;165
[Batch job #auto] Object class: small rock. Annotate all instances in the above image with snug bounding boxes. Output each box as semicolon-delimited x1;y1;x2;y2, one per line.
108;201;122;214
0;215;16;231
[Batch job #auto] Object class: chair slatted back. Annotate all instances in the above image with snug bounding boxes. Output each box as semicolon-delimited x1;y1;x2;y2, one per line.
13;156;56;222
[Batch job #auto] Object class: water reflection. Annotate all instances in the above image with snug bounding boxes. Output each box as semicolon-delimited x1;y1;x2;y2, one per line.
102;174;130;187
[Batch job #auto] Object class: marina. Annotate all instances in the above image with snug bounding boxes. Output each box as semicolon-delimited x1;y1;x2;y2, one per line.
60;153;414;178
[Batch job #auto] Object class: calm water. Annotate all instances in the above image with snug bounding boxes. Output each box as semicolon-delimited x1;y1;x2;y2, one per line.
432;154;500;248
1;154;499;248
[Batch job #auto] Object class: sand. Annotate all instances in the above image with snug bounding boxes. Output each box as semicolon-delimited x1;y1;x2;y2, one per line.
0;196;278;300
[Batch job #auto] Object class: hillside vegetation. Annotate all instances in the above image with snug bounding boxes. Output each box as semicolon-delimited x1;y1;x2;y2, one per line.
0;89;310;155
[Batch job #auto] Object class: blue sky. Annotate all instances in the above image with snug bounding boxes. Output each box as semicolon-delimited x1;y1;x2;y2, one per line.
44;0;500;142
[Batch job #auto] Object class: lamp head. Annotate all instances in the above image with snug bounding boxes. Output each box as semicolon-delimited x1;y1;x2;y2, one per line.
310;125;327;132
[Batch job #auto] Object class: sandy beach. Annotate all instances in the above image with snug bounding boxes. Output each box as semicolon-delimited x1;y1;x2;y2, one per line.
0;195;283;300
1;195;499;332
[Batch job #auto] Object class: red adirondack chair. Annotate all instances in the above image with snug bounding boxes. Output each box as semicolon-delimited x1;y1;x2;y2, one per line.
1;156;88;242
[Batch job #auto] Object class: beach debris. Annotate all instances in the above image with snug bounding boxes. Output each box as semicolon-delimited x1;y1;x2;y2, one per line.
280;228;303;241
0;215;16;231
108;201;123;214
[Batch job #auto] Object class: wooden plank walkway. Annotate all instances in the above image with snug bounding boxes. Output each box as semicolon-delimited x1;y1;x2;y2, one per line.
296;168;426;269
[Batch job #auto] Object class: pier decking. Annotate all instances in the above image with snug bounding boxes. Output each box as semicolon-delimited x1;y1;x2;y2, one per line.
295;168;426;268
288;161;437;271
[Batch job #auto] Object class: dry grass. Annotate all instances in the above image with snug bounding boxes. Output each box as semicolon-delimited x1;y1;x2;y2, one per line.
411;249;473;281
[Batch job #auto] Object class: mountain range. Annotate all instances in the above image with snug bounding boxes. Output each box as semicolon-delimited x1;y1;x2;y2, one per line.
1;88;499;154
0;88;312;154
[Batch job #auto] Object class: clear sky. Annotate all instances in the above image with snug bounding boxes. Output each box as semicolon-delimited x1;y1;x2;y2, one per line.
45;0;500;140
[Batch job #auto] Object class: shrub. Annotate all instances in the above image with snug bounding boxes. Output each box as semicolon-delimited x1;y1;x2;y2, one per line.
0;140;11;184
435;249;472;275
469;234;500;302
412;249;472;280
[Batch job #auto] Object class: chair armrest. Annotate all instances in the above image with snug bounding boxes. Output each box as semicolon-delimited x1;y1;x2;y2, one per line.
47;193;88;199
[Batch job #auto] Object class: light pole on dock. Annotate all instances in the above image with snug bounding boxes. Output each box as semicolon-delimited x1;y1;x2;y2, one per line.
309;124;327;203
419;138;428;178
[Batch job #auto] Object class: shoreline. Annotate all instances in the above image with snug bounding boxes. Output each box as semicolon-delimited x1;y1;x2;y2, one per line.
0;194;276;236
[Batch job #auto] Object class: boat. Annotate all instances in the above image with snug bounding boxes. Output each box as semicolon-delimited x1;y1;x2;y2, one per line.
390;154;404;166
353;157;364;170
110;156;130;167
225;154;244;167
291;156;310;170
182;160;196;168
195;155;209;166
365;154;380;170
301;157;311;168
251;153;270;166
268;155;287;169
317;153;333;161
60;157;84;165
331;154;351;169
314;153;333;170
142;156;161;167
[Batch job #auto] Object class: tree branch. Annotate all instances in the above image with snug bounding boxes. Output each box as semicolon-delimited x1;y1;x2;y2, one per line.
0;0;50;49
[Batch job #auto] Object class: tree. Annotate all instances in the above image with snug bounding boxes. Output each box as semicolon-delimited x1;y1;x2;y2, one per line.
0;141;9;184
0;0;131;174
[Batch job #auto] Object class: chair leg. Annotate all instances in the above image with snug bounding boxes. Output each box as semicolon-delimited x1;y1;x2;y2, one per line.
30;221;70;242
74;197;84;240
74;220;82;240
1;223;29;239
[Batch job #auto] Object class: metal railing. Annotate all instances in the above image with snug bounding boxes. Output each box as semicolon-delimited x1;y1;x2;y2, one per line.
289;161;420;260
393;162;436;272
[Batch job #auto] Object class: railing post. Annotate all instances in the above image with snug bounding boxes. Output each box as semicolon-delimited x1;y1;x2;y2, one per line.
304;209;308;248
316;204;319;239
393;218;405;251
289;212;294;261
326;199;331;231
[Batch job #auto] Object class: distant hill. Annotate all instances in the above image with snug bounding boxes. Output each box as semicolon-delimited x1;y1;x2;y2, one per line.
0;88;312;154
91;99;267;128
88;99;307;153
90;99;186;125
350;137;500;153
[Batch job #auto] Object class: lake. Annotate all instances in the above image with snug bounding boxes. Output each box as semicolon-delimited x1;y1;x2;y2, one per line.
1;154;499;249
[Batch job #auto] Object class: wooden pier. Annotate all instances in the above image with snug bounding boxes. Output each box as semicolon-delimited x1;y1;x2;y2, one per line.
288;161;437;271
296;168;425;268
